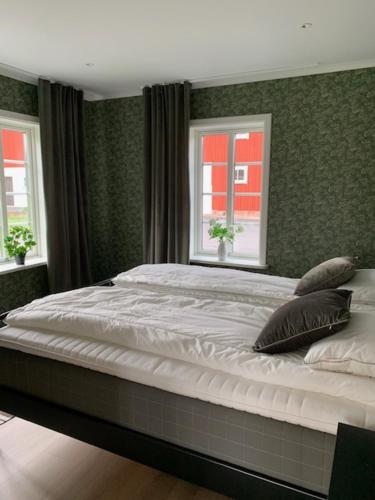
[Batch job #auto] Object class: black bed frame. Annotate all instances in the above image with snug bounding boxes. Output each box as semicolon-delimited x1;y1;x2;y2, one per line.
1;386;375;500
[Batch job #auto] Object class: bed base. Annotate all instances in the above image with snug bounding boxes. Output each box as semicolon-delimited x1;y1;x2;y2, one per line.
0;385;325;500
2;387;375;499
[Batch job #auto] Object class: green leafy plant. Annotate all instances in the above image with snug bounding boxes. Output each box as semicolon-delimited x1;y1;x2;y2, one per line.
208;219;244;242
4;225;36;258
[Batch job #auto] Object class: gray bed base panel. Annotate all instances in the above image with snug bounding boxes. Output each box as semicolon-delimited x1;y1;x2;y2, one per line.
0;347;335;494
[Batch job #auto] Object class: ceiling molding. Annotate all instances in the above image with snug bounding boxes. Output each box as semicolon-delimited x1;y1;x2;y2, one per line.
84;89;105;101
93;57;375;101
190;59;375;89
92;88;143;101
0;61;104;101
0;61;38;86
2;58;375;102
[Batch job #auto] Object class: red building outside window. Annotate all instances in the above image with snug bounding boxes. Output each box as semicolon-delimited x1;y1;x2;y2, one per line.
0;115;44;261
201;131;263;257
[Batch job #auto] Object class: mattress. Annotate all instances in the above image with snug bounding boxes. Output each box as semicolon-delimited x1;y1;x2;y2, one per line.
2;264;375;435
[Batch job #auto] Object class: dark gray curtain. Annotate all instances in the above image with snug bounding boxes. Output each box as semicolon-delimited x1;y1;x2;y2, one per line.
38;78;92;293
143;82;191;264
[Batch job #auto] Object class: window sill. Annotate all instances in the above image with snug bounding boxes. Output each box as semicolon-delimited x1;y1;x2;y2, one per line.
190;255;268;270
0;257;47;276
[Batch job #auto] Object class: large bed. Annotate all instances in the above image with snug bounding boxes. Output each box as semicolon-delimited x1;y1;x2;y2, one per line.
1;264;375;499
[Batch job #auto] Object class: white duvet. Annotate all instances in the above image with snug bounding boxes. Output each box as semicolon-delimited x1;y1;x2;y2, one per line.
113;263;298;305
114;264;375;308
2;264;375;435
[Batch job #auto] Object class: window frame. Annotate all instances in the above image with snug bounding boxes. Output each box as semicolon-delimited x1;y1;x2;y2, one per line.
0;109;46;263
189;114;271;267
234;165;248;184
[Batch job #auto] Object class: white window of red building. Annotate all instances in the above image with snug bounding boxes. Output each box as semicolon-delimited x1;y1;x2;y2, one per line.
0;111;45;262
189;114;271;267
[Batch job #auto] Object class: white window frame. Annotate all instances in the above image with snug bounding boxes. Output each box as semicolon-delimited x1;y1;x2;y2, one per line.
234;165;248;184
0;109;46;264
189;114;271;268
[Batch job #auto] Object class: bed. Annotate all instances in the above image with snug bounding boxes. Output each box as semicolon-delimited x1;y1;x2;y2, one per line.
1;264;375;499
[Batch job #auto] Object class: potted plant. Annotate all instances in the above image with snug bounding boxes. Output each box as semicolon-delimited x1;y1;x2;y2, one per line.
4;225;37;265
208;219;243;261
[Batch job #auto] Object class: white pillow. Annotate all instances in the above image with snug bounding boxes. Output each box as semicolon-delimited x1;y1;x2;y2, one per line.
340;269;375;305
304;311;375;378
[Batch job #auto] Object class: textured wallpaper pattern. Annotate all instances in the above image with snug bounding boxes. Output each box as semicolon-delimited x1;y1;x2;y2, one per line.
0;74;38;116
85;97;144;281
86;68;375;278
0;75;48;311
0;266;49;314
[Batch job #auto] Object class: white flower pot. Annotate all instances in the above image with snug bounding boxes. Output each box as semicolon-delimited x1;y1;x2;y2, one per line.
218;240;227;261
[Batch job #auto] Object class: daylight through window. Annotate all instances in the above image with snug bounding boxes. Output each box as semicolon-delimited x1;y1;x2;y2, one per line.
0;113;45;262
190;115;271;265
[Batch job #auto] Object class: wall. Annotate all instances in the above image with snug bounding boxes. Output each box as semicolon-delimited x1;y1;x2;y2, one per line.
0;75;48;312
0;74;38;116
85;68;375;278
0;266;48;313
85;97;144;282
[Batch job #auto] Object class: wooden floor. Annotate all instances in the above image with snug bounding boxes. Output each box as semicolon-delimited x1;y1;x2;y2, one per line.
0;417;230;500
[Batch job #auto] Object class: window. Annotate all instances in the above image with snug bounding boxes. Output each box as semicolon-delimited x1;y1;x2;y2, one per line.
5;177;14;206
0;110;45;263
189;114;271;266
234;165;248;184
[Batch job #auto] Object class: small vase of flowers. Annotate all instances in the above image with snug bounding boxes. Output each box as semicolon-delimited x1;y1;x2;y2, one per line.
4;225;37;265
208;219;243;262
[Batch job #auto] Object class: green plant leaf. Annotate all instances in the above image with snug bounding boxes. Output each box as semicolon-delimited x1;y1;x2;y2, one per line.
207;219;243;242
3;225;37;259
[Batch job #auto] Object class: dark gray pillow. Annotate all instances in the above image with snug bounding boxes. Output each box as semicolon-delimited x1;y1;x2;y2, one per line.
253;289;352;354
295;256;356;296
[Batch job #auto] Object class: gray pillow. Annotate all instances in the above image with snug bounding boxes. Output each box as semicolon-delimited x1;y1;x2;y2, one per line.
294;256;356;296
253;289;352;354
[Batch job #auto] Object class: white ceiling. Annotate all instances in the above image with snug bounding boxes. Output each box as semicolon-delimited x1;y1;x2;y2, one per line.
1;0;375;100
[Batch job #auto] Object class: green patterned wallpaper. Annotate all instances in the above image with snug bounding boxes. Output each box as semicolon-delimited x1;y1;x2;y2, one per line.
0;74;38;116
85;97;144;282
85;68;375;279
0;266;49;314
0;75;48;312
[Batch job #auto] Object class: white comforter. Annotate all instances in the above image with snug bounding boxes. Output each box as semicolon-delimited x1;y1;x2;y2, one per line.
113;263;298;305
114;263;375;308
3;265;375;435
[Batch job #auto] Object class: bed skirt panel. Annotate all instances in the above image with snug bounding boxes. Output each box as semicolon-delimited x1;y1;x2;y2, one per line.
0;347;335;494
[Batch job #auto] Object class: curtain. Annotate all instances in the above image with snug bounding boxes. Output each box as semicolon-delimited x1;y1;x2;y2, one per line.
38;79;92;292
143;82;191;264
